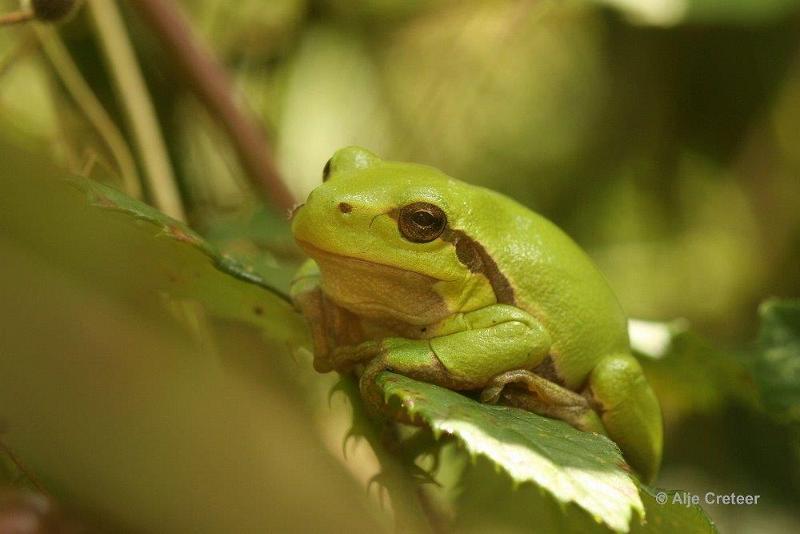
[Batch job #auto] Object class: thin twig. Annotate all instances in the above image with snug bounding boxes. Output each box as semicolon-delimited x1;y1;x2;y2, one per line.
34;25;143;199
130;0;296;213
0;440;47;495
78;148;98;177
0;10;34;26
0;31;37;80
87;0;186;221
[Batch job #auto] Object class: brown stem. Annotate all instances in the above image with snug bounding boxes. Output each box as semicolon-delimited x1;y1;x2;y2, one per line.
129;0;296;212
0;440;47;494
0;10;34;26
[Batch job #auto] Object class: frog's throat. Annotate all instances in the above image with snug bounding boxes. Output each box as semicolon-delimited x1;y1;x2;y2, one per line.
296;240;452;325
295;240;452;282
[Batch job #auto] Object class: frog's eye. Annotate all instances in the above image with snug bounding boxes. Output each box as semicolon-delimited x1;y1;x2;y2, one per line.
398;202;447;243
322;158;332;182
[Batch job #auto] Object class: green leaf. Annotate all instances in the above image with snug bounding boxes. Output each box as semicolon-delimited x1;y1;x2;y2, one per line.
630;319;756;422
74;177;305;342
0;140;308;350
633;487;717;534
201;205;301;294
376;372;644;532
753;299;800;425
0;138;379;532
452;460;715;533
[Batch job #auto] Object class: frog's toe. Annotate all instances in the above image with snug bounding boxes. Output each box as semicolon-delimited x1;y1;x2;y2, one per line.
479;369;533;404
313;354;334;373
479;384;504;404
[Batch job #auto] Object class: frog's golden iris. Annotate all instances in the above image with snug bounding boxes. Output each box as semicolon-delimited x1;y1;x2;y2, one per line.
397;202;447;243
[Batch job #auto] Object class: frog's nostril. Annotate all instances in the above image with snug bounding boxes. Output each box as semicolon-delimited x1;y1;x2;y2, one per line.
338;202;353;214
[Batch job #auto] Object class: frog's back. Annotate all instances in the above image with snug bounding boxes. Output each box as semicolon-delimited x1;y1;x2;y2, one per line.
457;185;629;388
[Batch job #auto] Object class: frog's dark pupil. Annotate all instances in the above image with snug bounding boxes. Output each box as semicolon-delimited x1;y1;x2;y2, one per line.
413;210;436;227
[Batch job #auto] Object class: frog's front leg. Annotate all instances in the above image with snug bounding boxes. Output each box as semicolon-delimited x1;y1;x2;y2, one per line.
358;304;551;413
291;259;365;372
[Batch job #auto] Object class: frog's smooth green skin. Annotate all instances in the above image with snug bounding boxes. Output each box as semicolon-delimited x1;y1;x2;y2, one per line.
290;147;663;483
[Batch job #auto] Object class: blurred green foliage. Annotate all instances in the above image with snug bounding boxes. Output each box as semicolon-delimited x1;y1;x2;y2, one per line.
754;300;800;426
1;0;800;532
0;138;380;533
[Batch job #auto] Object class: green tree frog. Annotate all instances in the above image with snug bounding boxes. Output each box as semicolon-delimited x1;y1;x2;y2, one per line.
290;147;663;482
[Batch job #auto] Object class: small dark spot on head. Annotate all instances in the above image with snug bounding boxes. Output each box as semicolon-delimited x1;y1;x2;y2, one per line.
338;202;352;214
253;305;264;316
421;327;427;333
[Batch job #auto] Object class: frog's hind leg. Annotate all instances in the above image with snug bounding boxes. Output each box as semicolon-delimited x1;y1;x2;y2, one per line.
481;369;606;434
584;353;663;483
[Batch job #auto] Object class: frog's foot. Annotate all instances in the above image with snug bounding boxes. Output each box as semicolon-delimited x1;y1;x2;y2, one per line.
480;369;586;406
481;369;605;434
357;338;458;421
584;353;663;483
357;353;391;418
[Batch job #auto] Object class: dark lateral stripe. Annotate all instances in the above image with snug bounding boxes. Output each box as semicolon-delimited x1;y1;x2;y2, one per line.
443;229;515;305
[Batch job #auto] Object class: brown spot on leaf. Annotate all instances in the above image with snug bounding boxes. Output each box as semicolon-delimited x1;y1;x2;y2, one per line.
617;461;634;474
89;192;116;208
166;224;201;245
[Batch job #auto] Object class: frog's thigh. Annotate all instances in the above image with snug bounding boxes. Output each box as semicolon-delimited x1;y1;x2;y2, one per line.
429;320;548;387
586;353;663;483
359;306;551;415
380;305;551;389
